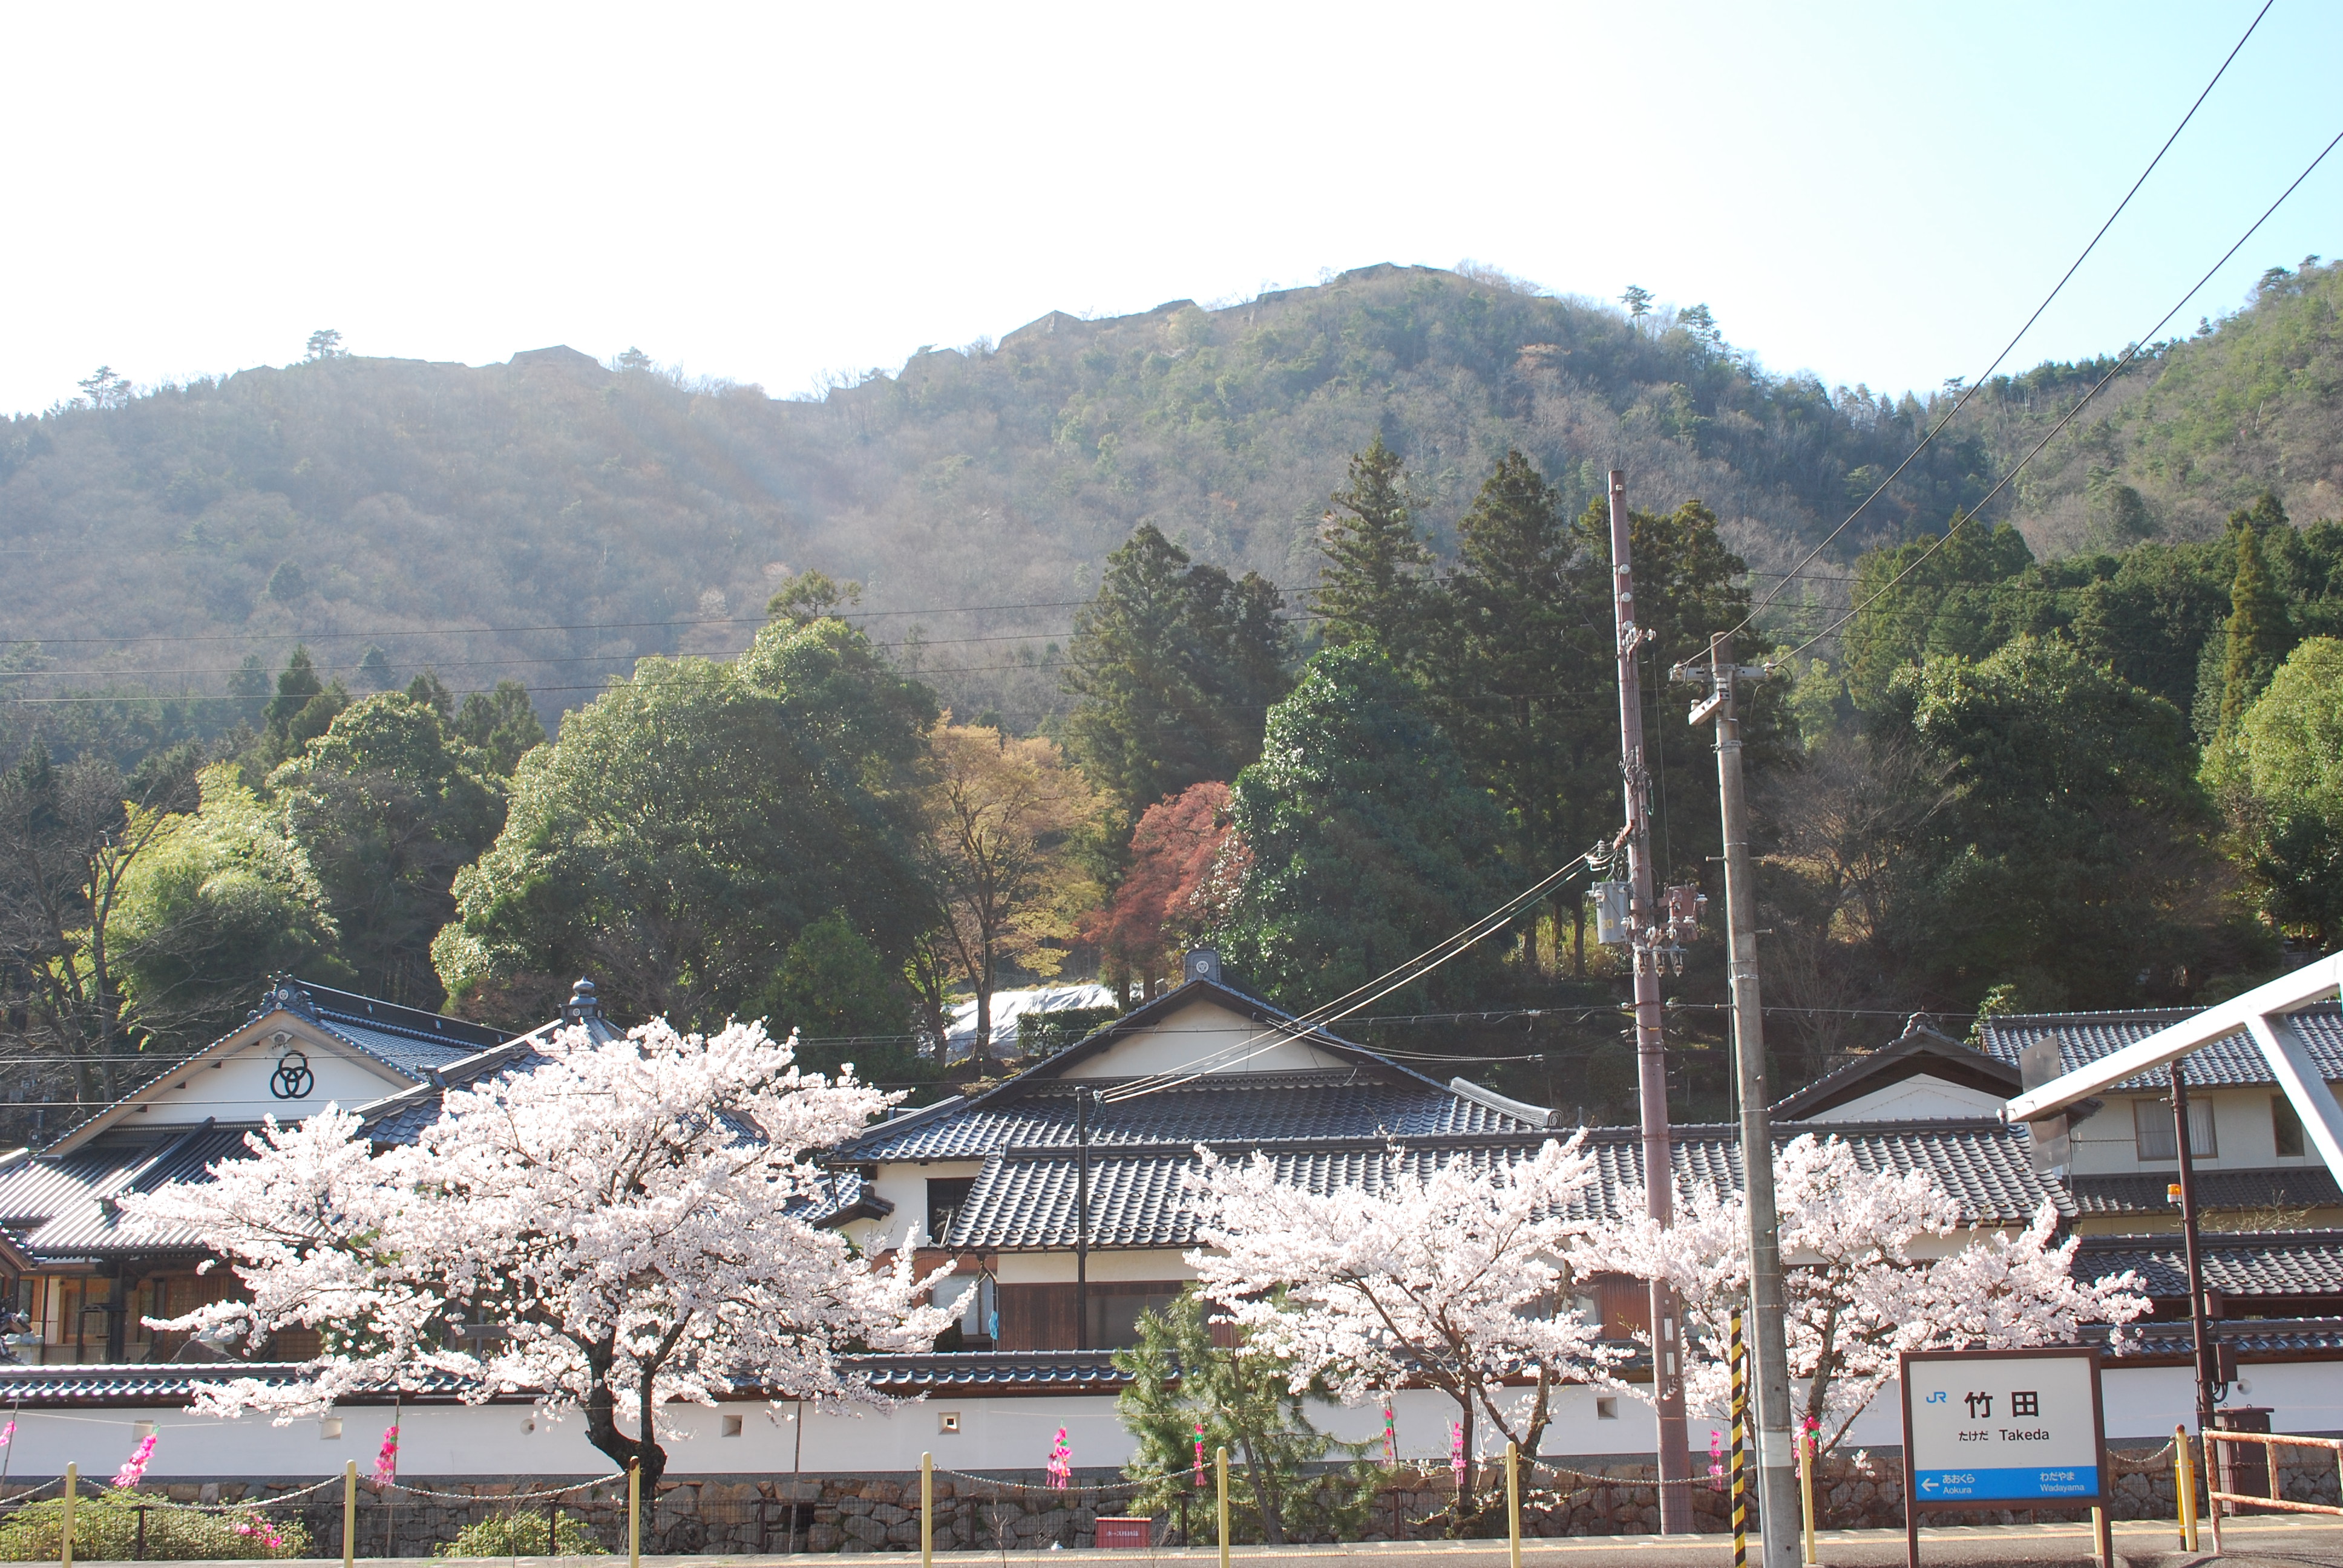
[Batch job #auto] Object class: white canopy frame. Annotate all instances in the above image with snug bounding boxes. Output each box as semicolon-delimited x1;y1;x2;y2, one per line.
2003;955;2343;1187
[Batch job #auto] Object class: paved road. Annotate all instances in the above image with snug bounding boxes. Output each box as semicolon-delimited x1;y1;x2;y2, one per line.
298;1514;2341;1568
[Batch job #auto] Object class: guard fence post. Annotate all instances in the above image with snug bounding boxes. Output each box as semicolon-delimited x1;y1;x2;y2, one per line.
61;1463;76;1568
920;1451;933;1568
1216;1446;1230;1568
1506;1441;1521;1568
627;1459;641;1568
343;1460;357;1568
2174;1424;2197;1551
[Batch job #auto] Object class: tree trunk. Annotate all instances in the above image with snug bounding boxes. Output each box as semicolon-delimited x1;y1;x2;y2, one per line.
1235;1430;1284;1545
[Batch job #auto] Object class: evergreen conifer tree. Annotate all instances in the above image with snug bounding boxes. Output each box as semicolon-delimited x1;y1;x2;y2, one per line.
1314;437;1430;667
2220;502;2295;736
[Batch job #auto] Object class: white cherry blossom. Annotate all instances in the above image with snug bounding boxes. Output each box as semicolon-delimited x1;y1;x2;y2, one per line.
129;1018;957;1484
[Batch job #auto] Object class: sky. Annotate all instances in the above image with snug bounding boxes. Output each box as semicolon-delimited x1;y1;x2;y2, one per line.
2;1;2338;419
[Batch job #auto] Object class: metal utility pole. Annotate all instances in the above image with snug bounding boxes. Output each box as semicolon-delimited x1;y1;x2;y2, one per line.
2172;1065;2217;1434
1606;469;1694;1533
1075;1086;1093;1350
1683;631;1799;1565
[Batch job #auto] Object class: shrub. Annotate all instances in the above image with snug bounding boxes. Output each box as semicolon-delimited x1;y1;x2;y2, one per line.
0;1489;309;1560
437;1509;607;1557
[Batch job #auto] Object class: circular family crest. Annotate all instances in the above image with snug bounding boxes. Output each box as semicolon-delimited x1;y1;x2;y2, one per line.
269;1050;314;1100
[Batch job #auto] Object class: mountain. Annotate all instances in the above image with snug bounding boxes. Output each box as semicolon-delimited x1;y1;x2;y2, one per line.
1962;256;2342;552
3;260;2334;740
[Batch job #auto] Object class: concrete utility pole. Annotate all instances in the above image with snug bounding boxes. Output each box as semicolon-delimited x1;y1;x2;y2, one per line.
1605;470;1693;1532
1684;631;1799;1564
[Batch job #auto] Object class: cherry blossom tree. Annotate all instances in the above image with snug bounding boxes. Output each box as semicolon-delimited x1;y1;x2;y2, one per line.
1184;1137;1620;1518
128;1019;957;1486
1572;1132;2146;1451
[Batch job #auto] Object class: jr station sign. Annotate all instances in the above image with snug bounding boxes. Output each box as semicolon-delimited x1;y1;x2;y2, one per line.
1898;1347;2112;1568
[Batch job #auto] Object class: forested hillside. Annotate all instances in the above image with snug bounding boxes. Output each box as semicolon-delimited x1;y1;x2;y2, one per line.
2;263;2008;743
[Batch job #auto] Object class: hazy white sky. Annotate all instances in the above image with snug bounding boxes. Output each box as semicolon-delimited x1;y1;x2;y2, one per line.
2;1;2336;418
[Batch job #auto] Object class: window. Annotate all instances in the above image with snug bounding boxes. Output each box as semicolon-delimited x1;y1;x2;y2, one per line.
2273;1096;2305;1158
926;1178;975;1246
1087;1290;1185;1350
2135;1096;2216;1161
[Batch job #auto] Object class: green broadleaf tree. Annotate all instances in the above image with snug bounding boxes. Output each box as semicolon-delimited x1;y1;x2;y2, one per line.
432;615;937;1028
2206;636;2343;948
1221;646;1505;1011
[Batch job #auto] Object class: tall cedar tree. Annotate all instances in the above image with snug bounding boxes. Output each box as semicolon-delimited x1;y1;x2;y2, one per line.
262;647;349;765
1063;525;1292;828
1315;437;1432;667
1426;451;1601;972
2218;498;2296;737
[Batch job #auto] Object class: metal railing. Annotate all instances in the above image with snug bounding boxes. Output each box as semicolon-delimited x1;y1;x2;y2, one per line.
2201;1428;2343;1553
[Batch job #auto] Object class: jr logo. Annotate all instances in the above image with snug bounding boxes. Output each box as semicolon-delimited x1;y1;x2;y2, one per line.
1925;1391;1947;1404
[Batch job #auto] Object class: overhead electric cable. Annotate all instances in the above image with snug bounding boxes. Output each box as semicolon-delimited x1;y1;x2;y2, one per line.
1096;854;1594;1104
1723;0;2274;642
1780;120;2343;664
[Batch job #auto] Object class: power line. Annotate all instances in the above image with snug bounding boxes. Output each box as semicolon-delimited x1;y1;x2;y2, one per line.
1722;0;2274;644
1781;120;2343;664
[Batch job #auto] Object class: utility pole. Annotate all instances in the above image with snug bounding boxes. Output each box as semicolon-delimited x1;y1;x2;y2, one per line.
1681;630;1798;1565
1075;1086;1092;1350
2172;1065;2217;1436
1606;469;1693;1532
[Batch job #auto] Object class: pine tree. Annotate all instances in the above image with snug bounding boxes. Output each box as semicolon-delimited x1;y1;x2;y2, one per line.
2220;503;2295;736
1315;437;1430;667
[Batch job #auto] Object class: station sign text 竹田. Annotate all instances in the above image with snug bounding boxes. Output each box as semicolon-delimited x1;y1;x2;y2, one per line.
1901;1352;2102;1504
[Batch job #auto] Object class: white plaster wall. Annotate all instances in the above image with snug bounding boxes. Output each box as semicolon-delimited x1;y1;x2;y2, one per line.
13;1363;2341;1480
1806;1077;2008;1123
994;1250;1196;1284
2066;1086;2332;1177
1057;1002;1347;1080
118;1029;413;1131
865;1161;986;1249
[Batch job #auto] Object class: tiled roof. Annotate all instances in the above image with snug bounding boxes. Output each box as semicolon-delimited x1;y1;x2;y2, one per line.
0;1351;1134;1403
355;1039;554;1146
1770;1028;2018;1122
940;1121;2061;1251
0;1125;259;1258
2076;1232;2343;1299
2080;1317;2343;1363
835;1072;1545;1163
2068;1166;2343;1217
852;1351;1127;1392
1976;1002;2343;1093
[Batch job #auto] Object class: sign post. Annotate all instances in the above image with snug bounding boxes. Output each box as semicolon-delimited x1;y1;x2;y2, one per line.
1899;1348;2111;1568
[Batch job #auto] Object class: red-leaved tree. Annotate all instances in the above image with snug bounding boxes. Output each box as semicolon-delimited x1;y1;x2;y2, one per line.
1086;782;1248;993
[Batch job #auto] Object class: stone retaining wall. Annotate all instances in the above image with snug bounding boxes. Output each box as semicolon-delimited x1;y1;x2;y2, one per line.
44;1443;2315;1552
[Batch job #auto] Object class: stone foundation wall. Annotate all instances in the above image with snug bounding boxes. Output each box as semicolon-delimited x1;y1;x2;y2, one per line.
39;1443;2309;1553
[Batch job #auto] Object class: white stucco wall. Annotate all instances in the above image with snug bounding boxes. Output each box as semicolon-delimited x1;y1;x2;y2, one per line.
10;1361;2335;1480
1057;1002;1349;1080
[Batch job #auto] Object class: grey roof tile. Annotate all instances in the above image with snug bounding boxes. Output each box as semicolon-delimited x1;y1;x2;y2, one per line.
836;1072;1544;1163
2076;1232;2343;1298
5;1126;260;1258
1976;1002;2343;1093
941;1121;2060;1251
2068;1166;2343;1216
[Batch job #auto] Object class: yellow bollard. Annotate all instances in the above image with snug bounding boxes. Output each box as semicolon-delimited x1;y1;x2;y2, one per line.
628;1459;641;1568
2174;1425;2197;1552
61;1463;77;1568
1216;1446;1230;1568
1799;1428;1817;1566
920;1451;933;1568
343;1460;358;1568
1506;1441;1521;1568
